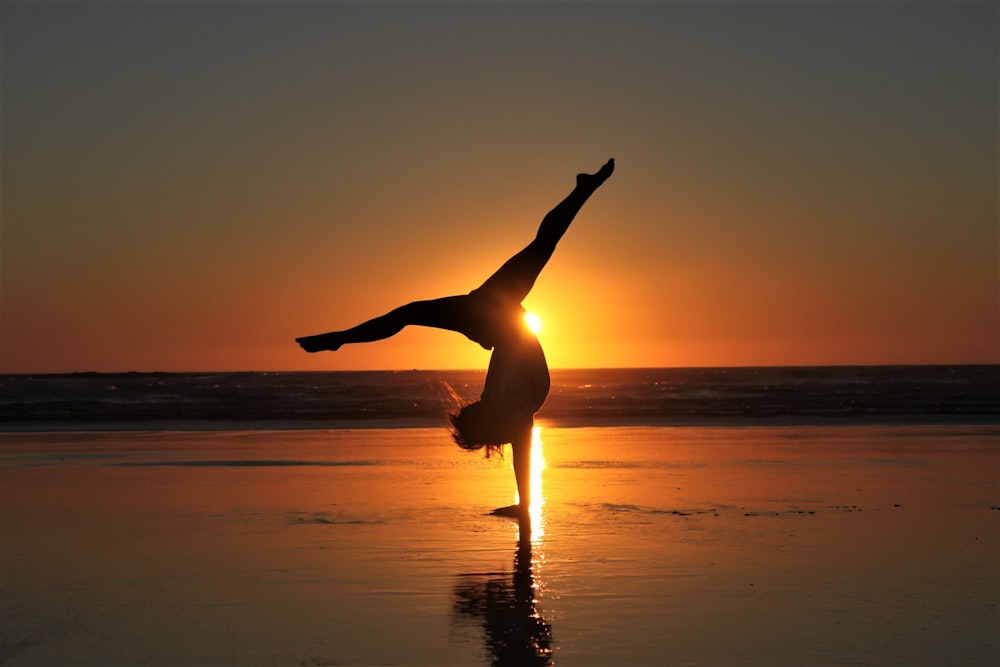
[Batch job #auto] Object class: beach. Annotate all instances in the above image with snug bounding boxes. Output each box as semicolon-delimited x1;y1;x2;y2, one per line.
1;424;997;666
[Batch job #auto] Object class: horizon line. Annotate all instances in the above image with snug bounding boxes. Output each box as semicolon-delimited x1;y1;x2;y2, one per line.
2;362;998;376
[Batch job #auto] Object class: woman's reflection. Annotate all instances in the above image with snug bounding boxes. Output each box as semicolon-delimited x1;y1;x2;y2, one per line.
453;516;553;666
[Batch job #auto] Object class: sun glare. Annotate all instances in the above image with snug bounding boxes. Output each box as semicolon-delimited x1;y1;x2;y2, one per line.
524;312;543;335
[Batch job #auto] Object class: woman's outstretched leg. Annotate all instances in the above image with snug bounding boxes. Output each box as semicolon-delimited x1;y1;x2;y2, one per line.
296;295;475;352
295;309;404;352
537;158;615;251
297;159;614;353
475;158;614;303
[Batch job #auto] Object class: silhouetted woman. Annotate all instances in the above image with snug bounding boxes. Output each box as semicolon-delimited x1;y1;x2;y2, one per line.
297;159;614;517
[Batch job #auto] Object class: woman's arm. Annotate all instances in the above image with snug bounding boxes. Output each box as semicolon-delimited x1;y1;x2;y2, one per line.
491;422;534;518
511;427;532;510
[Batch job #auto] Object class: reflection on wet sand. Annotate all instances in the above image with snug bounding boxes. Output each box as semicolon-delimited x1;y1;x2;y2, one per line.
455;428;551;664
453;516;553;666
4;427;997;665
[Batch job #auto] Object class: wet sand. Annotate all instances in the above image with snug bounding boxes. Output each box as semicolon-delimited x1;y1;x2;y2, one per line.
2;425;998;666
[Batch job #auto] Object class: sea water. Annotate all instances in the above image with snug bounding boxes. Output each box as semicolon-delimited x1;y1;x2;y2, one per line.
2;365;997;430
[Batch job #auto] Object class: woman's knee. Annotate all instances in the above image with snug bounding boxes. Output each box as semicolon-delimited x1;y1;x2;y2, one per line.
402;296;467;328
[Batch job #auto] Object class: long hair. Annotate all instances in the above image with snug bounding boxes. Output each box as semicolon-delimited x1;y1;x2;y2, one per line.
438;380;507;458
449;400;507;459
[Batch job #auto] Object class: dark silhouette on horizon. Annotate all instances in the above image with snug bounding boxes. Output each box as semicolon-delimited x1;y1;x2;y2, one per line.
297;158;614;516
453;515;553;666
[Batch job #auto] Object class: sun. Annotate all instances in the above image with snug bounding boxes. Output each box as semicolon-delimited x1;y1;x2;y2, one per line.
524;312;543;335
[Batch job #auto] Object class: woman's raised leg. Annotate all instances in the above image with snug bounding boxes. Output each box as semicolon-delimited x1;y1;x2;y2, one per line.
297;159;614;353
474;158;614;304
296;295;475;352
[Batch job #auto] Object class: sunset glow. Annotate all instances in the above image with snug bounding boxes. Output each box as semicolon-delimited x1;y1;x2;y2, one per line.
524;312;543;335
2;3;995;373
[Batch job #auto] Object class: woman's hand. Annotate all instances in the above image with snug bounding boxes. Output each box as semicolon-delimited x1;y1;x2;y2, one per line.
490;504;528;519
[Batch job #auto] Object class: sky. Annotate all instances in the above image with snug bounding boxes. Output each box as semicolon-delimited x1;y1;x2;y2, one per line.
2;0;997;373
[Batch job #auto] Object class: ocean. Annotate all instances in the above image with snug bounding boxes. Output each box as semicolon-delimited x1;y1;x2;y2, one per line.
2;365;997;431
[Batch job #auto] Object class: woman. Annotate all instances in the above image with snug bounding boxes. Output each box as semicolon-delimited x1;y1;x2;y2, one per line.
297;158;614;517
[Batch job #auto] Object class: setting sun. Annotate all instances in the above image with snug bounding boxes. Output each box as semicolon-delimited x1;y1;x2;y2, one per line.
524;312;543;335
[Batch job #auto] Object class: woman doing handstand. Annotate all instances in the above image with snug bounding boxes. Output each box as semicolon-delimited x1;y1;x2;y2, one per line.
296;158;615;518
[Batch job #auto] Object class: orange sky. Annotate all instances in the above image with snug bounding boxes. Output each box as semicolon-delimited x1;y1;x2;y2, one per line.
2;1;997;373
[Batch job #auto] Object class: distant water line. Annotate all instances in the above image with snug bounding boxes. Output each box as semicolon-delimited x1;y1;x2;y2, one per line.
1;366;997;431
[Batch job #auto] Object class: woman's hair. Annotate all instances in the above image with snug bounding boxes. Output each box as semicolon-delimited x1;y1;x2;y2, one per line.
450;400;506;459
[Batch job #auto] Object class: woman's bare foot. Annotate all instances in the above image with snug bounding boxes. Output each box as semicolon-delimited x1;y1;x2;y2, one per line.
576;158;614;190
296;333;343;353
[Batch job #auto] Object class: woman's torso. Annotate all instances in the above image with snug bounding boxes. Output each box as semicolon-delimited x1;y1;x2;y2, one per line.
461;289;551;415
481;322;550;416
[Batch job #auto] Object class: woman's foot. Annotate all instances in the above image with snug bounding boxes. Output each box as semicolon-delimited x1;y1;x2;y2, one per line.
576;158;614;190
296;333;343;353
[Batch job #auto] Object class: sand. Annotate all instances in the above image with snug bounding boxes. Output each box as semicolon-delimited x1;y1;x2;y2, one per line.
2;425;998;666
